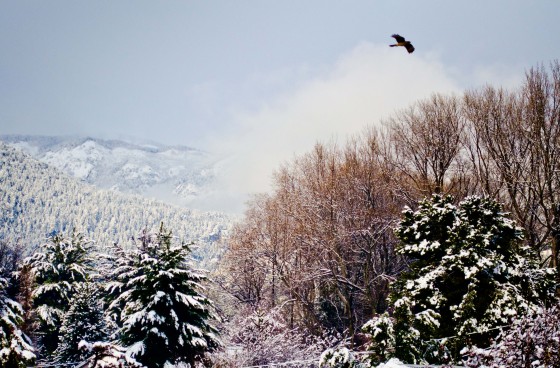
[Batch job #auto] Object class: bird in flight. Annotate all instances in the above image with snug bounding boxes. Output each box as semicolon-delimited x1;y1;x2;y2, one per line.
390;34;415;54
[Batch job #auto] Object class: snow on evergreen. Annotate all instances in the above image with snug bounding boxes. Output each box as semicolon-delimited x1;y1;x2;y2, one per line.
363;195;556;365
0;271;35;367
55;282;109;363
105;224;220;367
22;230;96;358
77;340;141;368
319;347;354;368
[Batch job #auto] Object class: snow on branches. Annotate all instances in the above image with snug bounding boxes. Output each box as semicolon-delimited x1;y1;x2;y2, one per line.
364;195;556;364
22;230;96;358
464;303;560;367
0;273;35;367
105;224;220;368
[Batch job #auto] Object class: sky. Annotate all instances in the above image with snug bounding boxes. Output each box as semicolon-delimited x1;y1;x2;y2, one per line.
1;1;560;213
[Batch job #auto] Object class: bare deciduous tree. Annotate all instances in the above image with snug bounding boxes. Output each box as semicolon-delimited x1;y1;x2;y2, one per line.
464;62;560;270
220;134;406;341
386;93;467;198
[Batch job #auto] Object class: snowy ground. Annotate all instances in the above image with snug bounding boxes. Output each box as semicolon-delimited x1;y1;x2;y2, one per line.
374;358;407;367
374;359;463;368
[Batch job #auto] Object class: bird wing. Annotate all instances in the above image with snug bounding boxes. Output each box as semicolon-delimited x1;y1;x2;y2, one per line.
391;34;405;43
405;43;415;53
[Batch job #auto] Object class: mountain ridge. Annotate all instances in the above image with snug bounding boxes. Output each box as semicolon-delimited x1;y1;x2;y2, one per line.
0;134;226;212
0;141;233;268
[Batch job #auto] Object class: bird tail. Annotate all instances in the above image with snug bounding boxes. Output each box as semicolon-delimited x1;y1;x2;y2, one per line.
389;44;397;47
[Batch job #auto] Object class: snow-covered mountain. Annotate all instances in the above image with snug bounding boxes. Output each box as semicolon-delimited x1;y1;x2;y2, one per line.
0;135;225;211
0;142;233;268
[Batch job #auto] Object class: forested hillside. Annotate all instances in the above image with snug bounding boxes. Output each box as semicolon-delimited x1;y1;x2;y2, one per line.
0;143;232;265
0;135;223;211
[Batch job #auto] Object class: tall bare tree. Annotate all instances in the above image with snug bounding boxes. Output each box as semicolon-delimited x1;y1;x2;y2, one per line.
464;61;560;270
386;93;468;199
523;62;560;270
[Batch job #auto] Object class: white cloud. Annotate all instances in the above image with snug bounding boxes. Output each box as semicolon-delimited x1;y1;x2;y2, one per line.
470;63;526;90
204;42;463;213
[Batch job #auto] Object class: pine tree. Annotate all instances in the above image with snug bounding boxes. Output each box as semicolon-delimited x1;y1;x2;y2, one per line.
22;230;95;358
0;271;35;368
106;224;220;367
391;297;420;363
361;313;395;365
368;195;556;364
77;341;138;368
55;282;109;363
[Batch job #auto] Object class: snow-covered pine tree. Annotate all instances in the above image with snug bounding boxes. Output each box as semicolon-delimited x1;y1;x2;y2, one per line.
318;347;355;368
371;195;556;364
55;282;109;363
106;224;220;368
0;270;35;368
361;296;421;366
22;230;95;358
77;340;139;368
361;312;395;365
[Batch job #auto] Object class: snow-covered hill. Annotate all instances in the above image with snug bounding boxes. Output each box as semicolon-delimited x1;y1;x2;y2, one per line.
0;141;234;268
0;135;225;211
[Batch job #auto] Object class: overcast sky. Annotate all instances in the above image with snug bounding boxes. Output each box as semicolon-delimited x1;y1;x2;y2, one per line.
1;1;560;213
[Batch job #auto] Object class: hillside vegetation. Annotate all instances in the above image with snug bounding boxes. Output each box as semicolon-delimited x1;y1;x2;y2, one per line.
0;135;223;211
0;144;232;265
